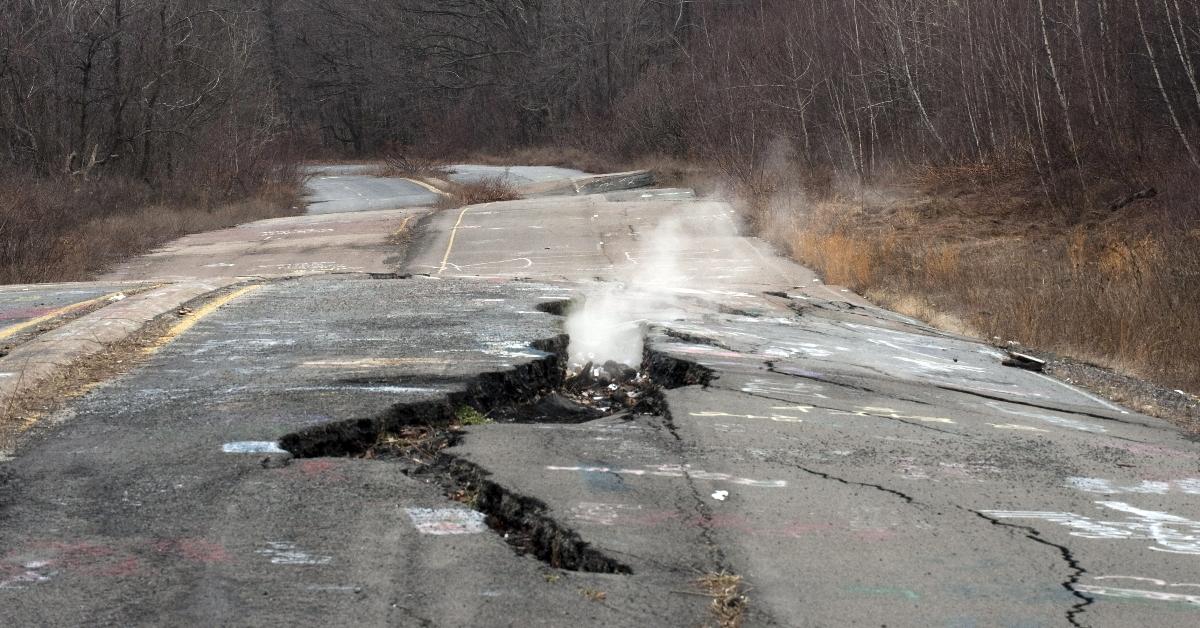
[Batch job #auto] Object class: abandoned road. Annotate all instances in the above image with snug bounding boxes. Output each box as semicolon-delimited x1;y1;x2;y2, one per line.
1;167;1198;627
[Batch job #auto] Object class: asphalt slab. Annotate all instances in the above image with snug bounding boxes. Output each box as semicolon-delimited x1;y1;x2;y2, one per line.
2;173;1198;627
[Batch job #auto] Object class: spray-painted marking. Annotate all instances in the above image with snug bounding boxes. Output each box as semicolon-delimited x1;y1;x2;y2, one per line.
405;508;487;535
892;355;986;374
142;285;262;355
456;258;534;269
0;561;53;589
260;228;336;238
825;407;957;425
858;407;957;424
301;358;455;368
1074;584;1200;607
222;441;285;454
691;411;805;423
568;502;895;540
1094;576;1200;588
1067;477;1200;495
982;501;1200;554
283;385;447;395
256;542;332;565
983;402;1106;433
547;465;787;488
260;262;358;272
989;423;1050;432
891;458;1001;482
571;503;645;526
740;379;829;400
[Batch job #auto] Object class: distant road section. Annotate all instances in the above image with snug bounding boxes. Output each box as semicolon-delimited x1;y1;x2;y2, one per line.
444;164;586;186
304;165;441;214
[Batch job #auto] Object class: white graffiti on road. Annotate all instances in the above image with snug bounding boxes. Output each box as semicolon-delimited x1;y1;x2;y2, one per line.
571;502;644;526
1068;477;1200;495
983;501;1200;555
691;410;806;423
256;542;332;565
1076;576;1200;606
406;508;488;535
547;464;787;487
740;378;829;400
984;402;1106;433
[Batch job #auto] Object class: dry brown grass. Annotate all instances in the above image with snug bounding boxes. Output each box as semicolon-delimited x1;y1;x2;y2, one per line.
784;184;1200;393
445;176;522;206
0;174;302;284
372;154;447;179
696;572;749;628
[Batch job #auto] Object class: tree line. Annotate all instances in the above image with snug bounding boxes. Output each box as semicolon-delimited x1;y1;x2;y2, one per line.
3;0;1200;212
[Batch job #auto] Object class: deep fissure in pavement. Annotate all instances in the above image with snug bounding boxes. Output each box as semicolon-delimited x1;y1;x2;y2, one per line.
278;329;713;574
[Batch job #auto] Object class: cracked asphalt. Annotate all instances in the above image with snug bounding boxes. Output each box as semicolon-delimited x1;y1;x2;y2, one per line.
2;170;1199;626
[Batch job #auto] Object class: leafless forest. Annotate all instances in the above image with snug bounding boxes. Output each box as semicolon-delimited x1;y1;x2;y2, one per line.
2;1;1199;391
4;1;1200;196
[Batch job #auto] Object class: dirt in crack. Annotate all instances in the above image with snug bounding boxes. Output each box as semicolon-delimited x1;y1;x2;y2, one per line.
277;335;712;574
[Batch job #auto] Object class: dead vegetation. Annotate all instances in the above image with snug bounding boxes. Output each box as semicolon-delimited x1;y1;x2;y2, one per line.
442;176;522;207
776;164;1200;396
696;572;749;628
373;154;447;179
0;284;262;452
0;310;171;452
0;174;303;284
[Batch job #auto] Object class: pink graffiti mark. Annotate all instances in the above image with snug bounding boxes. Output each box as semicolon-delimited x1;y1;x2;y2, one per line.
291;459;348;481
150;538;231;564
23;541;141;577
2;537;235;585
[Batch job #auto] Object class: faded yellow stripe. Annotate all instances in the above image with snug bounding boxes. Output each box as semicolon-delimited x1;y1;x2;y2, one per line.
404;178;447;196
0;292;124;341
438;206;474;275
143;285;262;355
390;214;416;240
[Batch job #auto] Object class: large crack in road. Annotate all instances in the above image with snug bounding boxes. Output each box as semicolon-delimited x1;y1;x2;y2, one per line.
4;174;1200;626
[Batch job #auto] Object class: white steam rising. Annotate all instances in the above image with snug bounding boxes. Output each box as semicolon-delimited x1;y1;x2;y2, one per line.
564;205;737;370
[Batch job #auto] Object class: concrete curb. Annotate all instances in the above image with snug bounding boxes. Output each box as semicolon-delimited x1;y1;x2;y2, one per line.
0;279;236;402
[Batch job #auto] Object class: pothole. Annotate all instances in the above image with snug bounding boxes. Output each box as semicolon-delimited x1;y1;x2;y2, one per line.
277;333;712;574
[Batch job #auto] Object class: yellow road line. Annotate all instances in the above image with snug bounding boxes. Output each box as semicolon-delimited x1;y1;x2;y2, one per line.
438;206;474;275
404;178;448;196
143;285;263;355
0;292;125;341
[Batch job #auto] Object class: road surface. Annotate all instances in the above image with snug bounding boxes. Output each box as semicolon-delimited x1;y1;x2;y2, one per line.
1;167;1198;627
305;165;442;214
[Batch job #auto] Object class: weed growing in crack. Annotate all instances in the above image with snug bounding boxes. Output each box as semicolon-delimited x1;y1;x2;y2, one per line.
361;426;452;463
450;483;481;509
697;572;749;628
455;405;492;426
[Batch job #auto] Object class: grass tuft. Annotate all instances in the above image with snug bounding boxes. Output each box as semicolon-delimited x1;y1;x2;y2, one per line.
696;572;749;628
455;405;492;426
